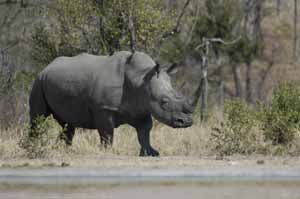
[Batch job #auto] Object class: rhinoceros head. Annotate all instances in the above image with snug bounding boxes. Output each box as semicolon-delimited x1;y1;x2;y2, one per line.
148;71;198;128
126;52;201;128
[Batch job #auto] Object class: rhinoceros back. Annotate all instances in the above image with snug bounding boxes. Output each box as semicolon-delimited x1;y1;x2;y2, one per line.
35;52;129;128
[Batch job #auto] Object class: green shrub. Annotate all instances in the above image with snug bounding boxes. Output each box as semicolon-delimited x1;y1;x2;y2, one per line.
210;100;258;156
19;115;65;159
261;82;300;145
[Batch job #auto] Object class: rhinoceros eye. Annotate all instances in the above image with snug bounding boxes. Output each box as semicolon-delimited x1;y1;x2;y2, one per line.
161;98;170;110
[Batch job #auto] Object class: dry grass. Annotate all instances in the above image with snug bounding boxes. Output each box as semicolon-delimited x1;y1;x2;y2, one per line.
0;117;219;168
1;109;300;159
1;114;300;168
1;1;300;168
0;118;213;161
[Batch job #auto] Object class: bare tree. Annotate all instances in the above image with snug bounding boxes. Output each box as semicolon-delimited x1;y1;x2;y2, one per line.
128;15;137;52
232;63;243;98
165;0;175;12
216;54;224;109
244;0;264;42
196;37;240;120
277;0;281;15
243;0;265;102
293;0;299;63
245;61;253;103
201;39;209;121
158;0;192;48
0;0;46;127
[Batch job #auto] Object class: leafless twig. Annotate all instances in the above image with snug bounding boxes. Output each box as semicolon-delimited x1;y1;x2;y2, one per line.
128;15;137;52
1;40;19;53
174;0;192;33
160;0;192;40
195;37;241;50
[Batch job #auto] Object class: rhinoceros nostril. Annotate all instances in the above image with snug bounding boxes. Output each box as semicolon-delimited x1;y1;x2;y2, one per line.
176;118;185;124
172;117;193;128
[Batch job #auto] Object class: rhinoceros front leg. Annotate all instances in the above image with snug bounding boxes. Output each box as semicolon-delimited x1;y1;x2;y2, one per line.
136;116;159;157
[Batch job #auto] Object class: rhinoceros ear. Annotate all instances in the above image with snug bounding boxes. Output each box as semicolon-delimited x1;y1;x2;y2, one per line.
143;63;160;82
125;52;160;88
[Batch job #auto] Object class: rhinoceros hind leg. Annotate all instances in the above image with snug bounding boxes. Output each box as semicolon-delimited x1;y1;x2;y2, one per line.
29;79;51;128
93;110;115;148
136;116;159;157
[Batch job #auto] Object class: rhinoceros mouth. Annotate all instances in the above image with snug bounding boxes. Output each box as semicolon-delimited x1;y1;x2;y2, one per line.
172;118;193;128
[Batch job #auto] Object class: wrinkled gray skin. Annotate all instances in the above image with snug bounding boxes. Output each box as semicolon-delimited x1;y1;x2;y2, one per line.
29;51;202;156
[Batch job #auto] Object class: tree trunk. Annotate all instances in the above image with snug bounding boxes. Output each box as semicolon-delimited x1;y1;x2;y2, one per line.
218;75;224;110
294;0;299;63
277;0;281;15
201;66;208;122
245;62;253;103
232;63;242;98
216;52;224;109
199;39;210;122
244;0;264;46
256;63;274;101
254;0;263;41
165;0;175;12
128;15;137;52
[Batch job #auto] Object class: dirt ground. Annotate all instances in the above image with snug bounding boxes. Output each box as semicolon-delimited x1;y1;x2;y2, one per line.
1;155;300;199
0;155;300;169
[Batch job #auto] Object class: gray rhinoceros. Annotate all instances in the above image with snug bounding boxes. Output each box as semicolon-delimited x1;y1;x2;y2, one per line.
29;51;202;156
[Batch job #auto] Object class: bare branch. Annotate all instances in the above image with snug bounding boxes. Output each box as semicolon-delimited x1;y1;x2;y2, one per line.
161;0;192;39
0;0;30;7
208;37;242;45
195;37;241;51
127;0;137;53
184;1;200;47
1;40;19;53
155;0;192;59
0;0;18;6
74;25;94;53
174;0;192;33
128;15;137;52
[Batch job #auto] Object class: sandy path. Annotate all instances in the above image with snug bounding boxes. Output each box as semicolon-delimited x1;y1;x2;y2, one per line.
0;165;300;199
1;155;300;168
1;156;300;199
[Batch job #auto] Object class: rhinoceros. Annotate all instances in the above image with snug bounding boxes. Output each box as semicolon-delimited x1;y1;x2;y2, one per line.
29;51;202;156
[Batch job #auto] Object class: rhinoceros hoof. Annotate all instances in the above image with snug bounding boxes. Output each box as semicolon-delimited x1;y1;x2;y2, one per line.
139;147;160;157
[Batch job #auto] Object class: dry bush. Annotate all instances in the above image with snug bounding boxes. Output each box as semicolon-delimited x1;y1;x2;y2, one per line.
19;116;66;159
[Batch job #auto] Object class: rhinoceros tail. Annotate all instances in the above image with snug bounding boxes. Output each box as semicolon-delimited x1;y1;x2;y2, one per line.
29;77;51;125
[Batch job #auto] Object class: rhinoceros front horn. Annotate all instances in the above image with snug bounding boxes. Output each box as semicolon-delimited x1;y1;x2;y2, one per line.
187;78;203;113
